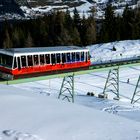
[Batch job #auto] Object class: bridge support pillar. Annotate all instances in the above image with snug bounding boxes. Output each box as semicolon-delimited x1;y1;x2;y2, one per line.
101;67;120;99
58;73;75;103
131;75;140;104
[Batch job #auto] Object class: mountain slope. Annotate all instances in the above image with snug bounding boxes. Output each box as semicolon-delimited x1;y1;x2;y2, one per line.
0;0;139;20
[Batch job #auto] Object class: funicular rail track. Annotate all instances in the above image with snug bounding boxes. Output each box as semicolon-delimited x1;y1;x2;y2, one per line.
90;56;140;69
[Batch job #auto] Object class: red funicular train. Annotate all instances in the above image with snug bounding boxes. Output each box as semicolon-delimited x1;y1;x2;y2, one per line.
0;46;90;80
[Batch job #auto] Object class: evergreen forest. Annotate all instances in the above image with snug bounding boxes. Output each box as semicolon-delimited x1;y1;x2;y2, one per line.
1;5;140;49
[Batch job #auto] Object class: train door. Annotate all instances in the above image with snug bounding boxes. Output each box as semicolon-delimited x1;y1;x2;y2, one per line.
13;57;17;69
17;57;21;70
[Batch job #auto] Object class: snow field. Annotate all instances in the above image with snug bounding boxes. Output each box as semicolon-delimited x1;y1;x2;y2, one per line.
1;40;140;139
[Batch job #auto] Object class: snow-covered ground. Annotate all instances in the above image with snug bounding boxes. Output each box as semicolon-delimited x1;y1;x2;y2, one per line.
20;0;139;19
88;40;140;63
20;0;94;19
12;64;140;121
1;40;140;140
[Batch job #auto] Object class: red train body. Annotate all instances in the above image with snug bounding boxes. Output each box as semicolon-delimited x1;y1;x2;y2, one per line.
0;46;90;80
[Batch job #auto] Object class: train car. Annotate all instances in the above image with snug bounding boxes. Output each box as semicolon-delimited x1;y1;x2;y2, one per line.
0;46;90;80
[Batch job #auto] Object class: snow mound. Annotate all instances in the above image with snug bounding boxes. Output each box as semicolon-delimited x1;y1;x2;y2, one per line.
2;130;43;140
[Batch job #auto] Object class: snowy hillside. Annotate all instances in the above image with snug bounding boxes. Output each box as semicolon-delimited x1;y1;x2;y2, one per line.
21;0;139;19
88;40;140;63
0;0;139;20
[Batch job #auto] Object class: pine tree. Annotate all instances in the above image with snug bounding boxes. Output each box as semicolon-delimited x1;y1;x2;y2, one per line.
104;4;115;41
3;30;13;49
38;19;48;46
12;28;20;48
64;9;73;29
115;16;121;41
84;23;96;45
18;28;26;48
73;8;81;30
122;5;135;39
47;12;57;46
72;27;81;45
99;4;116;42
25;32;34;48
130;7;140;39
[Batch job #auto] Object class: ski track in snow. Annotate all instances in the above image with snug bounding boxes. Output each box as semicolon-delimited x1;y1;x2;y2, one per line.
0;130;43;140
103;105;140;114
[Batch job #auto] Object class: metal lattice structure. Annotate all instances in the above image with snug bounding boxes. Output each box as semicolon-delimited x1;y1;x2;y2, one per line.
103;67;120;99
131;75;140;104
58;73;74;103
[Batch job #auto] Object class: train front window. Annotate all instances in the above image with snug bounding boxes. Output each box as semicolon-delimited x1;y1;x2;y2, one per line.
0;53;13;68
21;56;27;67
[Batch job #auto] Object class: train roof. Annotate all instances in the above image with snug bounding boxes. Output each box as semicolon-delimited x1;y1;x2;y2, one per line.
0;46;89;56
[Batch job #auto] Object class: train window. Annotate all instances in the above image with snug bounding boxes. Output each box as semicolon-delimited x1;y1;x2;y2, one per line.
81;52;84;61
56;53;61;63
0;54;2;64
40;54;45;65
88;52;90;60
85;51;90;61
62;53;66;63
27;55;33;66
0;53;13;68
7;56;13;67
21;56;27;67
13;57;17;69
51;54;56;64
0;55;3;66
67;53;71;62
17;57;21;70
34;55;39;65
45;54;50;64
86;52;88;62
72;52;75;62
76;52;80;61
1;54;6;65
